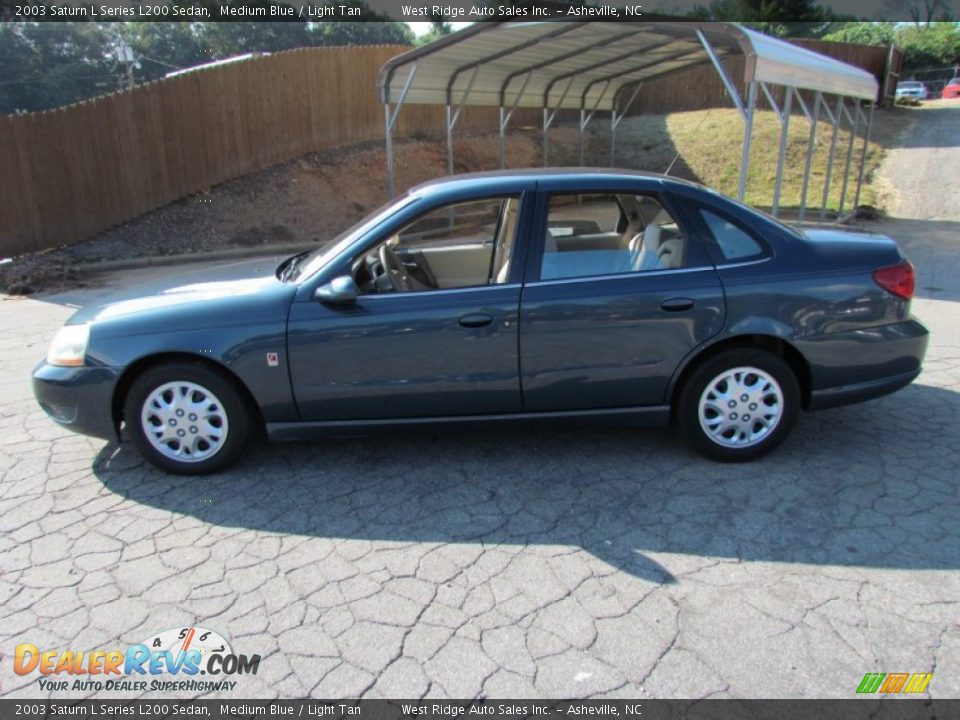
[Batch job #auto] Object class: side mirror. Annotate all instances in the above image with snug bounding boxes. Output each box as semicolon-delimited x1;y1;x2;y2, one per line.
315;276;358;305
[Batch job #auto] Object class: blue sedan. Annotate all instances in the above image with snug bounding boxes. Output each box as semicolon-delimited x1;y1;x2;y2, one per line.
33;170;929;474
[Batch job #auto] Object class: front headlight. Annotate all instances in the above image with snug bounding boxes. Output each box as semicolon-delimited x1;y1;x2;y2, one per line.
47;324;90;367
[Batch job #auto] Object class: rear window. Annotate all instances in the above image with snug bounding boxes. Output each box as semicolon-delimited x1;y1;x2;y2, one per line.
700;209;766;262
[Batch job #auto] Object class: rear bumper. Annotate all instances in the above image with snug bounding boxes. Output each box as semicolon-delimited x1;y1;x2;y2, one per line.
798;318;929;411
32;362;121;441
808;368;921;411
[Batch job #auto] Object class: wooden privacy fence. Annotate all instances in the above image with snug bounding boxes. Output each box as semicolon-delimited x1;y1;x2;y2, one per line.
0;40;901;258
0;45;512;257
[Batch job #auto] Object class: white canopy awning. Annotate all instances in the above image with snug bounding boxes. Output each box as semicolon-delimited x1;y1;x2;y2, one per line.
378;21;879;219
379;22;879;112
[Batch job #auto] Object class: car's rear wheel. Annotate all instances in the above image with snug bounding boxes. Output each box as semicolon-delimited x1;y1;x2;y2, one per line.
123;362;252;475
678;349;800;462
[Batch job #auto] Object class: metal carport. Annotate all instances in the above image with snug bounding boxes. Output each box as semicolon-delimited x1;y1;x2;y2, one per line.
378;21;879;222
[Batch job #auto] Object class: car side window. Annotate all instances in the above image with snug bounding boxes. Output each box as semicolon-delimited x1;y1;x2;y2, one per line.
540;193;688;281
355;197;520;294
699;209;766;262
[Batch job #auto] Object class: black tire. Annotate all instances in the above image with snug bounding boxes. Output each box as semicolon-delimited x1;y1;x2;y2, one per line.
123;362;253;475
677;349;800;462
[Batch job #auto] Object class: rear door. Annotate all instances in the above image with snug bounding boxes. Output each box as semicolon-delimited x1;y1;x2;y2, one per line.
519;181;725;412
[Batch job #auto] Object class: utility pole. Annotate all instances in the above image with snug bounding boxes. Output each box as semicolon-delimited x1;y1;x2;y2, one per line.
114;37;137;91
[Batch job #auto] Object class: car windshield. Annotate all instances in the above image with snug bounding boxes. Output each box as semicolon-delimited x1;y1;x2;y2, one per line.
899;82;921;89
949;78;960;85
284;193;418;282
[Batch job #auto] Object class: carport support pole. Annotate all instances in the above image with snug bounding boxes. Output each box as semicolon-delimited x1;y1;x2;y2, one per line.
446;105;455;176
579;109;586;166
382;61;419;198
798;92;822;224
820;96;844;221
610;110;617;165
771;86;793;218
737;81;757;202
609;83;643;167
499;107;507;169
542;107;550;167
445;67;480;177
499;72;532;170
853;102;875;209
385;104;395;198
838;101;861;215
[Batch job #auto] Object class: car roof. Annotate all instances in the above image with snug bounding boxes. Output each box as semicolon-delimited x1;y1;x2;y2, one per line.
409;168;704;197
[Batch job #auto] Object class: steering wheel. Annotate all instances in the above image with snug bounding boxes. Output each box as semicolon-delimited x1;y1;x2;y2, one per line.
379;243;414;292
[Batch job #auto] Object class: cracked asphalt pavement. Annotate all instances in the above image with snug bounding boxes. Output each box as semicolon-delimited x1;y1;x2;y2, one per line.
2;106;959;697
2;216;957;700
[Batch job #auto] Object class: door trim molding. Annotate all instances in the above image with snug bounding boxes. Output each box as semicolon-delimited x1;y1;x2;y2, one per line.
267;404;670;441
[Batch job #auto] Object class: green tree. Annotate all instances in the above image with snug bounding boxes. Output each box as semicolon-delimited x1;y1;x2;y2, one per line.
196;20;314;58
694;0;833;36
119;23;210;81
822;22;896;46
312;22;412;46
0;23;124;114
415;18;454;47
896;22;960;69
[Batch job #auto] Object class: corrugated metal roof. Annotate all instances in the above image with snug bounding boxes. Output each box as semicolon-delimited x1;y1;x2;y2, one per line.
379;22;878;111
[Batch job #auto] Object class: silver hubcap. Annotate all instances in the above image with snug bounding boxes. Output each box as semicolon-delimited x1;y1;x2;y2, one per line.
698;366;783;449
141;381;229;463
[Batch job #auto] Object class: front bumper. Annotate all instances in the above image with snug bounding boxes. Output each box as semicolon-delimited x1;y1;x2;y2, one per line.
32;362;122;441
797;318;930;411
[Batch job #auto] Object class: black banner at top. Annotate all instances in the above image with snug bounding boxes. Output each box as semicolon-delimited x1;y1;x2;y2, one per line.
0;0;955;23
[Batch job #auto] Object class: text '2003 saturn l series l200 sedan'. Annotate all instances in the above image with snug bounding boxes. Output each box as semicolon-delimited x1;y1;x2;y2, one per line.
33;170;929;474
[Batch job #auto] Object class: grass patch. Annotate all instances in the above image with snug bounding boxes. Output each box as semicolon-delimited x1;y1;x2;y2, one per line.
564;106;909;215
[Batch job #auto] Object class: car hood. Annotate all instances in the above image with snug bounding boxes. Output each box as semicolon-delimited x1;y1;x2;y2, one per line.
68;256;291;326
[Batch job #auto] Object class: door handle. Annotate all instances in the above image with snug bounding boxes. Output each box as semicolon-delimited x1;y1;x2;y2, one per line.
459;313;494;328
661;297;695;312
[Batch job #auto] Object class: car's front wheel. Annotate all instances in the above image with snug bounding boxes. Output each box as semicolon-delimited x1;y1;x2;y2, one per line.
123;362;252;475
678;349;800;462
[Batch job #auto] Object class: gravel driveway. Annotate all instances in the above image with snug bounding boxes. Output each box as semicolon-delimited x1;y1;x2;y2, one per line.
2;109;959;700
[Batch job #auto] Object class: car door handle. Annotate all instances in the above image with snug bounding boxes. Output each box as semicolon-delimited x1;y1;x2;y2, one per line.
661;297;695;312
459;313;494;328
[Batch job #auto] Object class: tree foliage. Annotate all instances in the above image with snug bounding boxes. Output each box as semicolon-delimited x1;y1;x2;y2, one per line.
821;22;896;46
823;21;960;70
690;0;845;37
896;22;960;68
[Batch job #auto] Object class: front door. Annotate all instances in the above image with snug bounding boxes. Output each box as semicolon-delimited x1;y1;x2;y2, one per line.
288;195;527;421
520;189;725;412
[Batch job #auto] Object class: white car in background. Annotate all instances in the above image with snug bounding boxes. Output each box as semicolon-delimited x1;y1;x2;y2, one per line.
896;81;929;100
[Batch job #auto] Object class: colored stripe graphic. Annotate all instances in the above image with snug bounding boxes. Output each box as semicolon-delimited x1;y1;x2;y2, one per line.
857;673;885;694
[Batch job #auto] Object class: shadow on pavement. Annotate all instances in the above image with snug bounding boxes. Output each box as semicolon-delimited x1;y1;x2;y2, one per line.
93;381;960;585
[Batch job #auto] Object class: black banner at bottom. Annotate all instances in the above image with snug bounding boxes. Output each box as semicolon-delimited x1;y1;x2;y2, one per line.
0;699;949;720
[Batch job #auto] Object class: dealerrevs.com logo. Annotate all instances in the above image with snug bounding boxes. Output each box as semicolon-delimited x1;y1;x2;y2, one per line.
14;626;260;693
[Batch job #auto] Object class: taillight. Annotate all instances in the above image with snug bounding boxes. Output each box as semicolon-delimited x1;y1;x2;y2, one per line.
873;261;915;300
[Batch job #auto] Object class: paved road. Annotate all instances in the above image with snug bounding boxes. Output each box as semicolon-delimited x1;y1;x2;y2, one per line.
881;100;960;222
2;109;959;699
